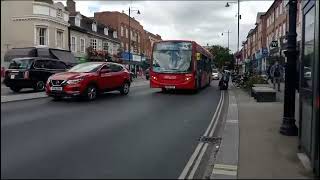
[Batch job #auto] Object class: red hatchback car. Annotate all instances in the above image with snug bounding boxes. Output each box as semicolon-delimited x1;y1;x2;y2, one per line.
45;62;131;100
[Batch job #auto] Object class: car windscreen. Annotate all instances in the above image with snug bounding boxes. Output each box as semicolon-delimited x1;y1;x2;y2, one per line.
68;63;102;73
8;58;33;69
152;42;192;73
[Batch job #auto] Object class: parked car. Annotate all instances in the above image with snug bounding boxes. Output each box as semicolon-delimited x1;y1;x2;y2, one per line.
4;57;68;92
145;68;150;80
212;69;219;80
45;62;131;101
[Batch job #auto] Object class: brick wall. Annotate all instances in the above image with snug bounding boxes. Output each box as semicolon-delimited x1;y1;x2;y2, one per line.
95;11;145;55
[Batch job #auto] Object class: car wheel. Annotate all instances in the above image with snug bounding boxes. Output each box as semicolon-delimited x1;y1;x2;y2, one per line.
10;87;22;92
85;85;97;101
34;81;45;91
161;88;167;93
120;82;130;95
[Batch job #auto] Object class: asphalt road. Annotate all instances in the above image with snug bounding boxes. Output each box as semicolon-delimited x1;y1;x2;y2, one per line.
1;81;221;179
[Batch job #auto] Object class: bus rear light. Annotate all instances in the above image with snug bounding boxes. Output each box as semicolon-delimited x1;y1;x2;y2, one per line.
24;71;29;79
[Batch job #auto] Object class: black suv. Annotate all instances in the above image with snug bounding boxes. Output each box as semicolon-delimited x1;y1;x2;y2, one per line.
4;57;68;92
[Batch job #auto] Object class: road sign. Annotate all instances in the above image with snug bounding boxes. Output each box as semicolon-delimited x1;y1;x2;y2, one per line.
262;48;268;55
270;41;278;48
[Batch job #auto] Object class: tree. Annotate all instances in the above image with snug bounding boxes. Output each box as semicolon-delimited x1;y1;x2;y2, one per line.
208;45;233;69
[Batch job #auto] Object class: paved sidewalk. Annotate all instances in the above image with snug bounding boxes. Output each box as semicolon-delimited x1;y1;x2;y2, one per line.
233;87;313;179
210;90;239;179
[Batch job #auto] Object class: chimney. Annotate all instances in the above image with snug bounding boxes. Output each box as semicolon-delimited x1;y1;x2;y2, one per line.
66;0;76;13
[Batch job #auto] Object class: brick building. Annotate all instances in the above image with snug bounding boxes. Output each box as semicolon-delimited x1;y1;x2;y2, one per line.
94;11;144;56
66;0;120;62
143;30;162;60
241;0;303;74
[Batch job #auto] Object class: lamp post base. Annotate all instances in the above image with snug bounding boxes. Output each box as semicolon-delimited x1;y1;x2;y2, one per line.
280;117;298;136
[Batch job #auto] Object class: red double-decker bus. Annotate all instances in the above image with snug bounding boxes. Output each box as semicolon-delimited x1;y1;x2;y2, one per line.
150;40;213;92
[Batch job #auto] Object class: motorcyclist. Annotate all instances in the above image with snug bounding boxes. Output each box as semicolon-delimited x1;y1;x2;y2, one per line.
219;70;230;90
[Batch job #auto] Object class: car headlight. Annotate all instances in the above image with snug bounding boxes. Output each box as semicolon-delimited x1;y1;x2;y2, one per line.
66;78;83;85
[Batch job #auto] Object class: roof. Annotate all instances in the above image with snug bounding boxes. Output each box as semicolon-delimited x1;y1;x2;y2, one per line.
69;13;120;43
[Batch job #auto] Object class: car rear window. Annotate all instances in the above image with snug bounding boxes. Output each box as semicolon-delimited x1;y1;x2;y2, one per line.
8;58;33;69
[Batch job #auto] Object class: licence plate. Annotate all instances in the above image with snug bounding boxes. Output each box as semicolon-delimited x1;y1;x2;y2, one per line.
165;86;175;89
51;86;63;91
10;75;15;79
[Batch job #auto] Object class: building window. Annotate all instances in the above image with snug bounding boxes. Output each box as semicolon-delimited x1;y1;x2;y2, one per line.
103;42;109;51
126;43;128;51
90;38;97;50
283;23;286;37
126;28;128;38
36;26;48;46
104;28;109;35
92;23;97;32
121;26;124;37
80;38;85;53
56;30;63;48
138;34;140;43
71;36;76;52
121;42;124;48
98;40;102;50
113;31;117;38
75;17;81;27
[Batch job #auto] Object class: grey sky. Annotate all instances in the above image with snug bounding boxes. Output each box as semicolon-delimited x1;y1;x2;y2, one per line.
57;0;273;53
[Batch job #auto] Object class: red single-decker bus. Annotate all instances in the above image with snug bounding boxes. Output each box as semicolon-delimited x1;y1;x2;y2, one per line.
150;40;214;92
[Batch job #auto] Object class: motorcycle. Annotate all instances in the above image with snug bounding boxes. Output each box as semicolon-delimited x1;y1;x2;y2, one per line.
219;73;229;90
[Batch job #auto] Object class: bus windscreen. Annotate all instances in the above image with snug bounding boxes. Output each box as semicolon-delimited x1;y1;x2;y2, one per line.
152;42;192;73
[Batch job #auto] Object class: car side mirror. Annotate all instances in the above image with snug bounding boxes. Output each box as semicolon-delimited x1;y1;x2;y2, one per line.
100;69;111;74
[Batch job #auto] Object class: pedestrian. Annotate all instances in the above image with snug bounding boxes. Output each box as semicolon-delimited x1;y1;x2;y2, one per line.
266;65;272;83
270;61;284;92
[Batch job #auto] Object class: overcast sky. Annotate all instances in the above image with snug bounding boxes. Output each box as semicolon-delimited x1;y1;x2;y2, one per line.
57;0;274;53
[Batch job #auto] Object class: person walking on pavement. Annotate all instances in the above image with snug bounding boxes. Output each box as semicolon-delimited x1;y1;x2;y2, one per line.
270;61;284;92
266;65;272;83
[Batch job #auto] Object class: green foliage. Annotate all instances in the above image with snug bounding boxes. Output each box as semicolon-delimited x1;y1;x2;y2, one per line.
243;74;268;90
208;45;234;69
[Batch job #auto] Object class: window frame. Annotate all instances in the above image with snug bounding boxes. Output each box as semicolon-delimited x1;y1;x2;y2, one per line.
80;38;85;53
35;26;48;46
71;36;77;52
56;29;64;48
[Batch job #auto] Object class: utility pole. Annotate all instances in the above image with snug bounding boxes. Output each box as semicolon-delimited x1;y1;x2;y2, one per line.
128;7;131;71
236;0;240;73
280;0;298;136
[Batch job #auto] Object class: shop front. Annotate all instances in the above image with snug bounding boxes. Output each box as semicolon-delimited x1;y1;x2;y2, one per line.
299;0;319;176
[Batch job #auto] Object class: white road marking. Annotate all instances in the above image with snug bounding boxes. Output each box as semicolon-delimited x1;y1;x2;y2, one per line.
187;92;225;179
212;164;238;176
226;119;238;123
178;91;224;179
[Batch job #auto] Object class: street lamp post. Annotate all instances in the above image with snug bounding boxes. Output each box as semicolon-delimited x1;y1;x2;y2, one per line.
127;7;140;71
226;0;240;73
280;0;298;136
